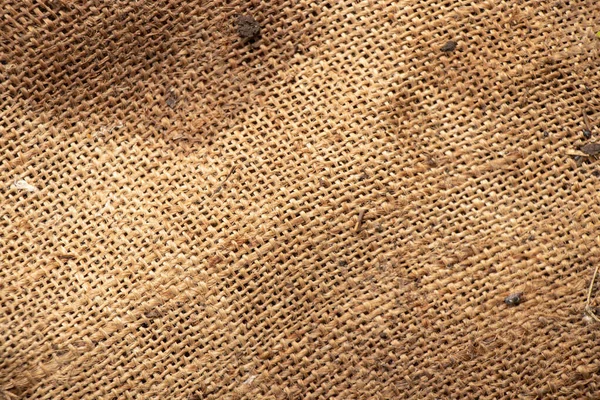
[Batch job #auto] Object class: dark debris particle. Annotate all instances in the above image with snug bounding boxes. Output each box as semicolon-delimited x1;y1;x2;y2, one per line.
166;92;178;109
581;142;600;156
583;129;592;140
441;40;457;52
504;292;523;306
237;15;261;40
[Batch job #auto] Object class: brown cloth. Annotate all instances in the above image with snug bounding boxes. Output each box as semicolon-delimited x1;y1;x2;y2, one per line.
2;1;600;399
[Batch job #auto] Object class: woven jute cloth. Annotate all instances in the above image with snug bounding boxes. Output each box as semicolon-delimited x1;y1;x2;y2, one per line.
2;1;600;399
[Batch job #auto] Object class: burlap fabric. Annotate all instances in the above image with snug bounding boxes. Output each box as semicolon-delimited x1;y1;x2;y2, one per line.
2;1;600;399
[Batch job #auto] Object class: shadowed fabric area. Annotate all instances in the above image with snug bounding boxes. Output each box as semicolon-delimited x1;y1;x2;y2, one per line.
2;1;600;399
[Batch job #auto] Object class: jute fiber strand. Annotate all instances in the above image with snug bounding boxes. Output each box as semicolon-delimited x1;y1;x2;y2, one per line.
1;0;600;399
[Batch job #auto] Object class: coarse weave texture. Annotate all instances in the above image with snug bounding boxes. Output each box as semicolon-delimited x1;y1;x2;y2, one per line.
2;0;600;399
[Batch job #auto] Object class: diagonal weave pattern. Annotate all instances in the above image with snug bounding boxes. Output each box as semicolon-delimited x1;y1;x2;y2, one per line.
2;0;600;398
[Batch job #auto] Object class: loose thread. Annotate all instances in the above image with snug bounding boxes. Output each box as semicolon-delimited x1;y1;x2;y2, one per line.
584;265;600;322
213;164;237;197
355;209;366;233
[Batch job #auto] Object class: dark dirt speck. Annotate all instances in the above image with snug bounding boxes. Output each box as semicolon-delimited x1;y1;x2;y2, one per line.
237;15;261;40
441;40;457;52
504;292;523;306
583;129;592;140
166;91;178;109
581;142;600;156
